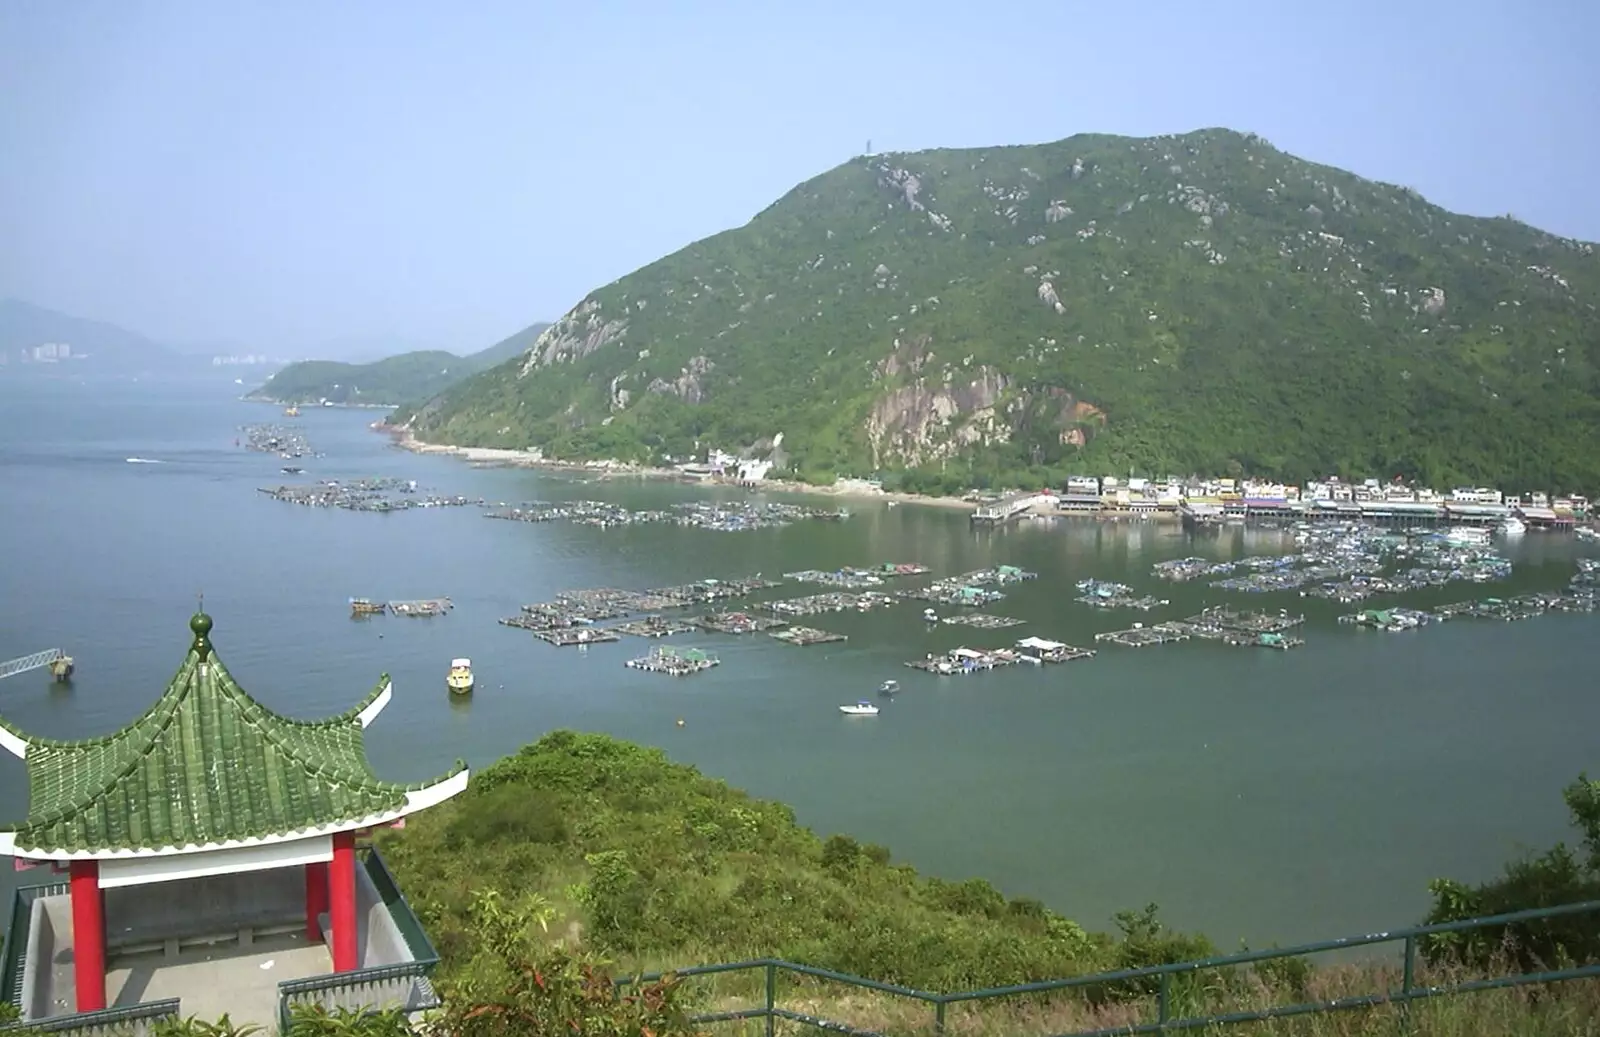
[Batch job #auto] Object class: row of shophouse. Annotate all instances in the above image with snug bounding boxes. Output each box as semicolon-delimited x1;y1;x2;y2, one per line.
1048;475;1587;528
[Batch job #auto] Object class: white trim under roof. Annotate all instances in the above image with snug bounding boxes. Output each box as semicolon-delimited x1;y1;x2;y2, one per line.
356;680;393;729
0;727;27;760
100;833;333;889
0;767;469;862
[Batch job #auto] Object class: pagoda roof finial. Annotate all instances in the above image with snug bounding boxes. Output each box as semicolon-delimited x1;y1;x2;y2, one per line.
189;607;213;660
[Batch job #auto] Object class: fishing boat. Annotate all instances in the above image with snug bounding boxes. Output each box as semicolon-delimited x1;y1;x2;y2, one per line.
1497;516;1526;538
447;657;474;695
284;405;300;417
839;701;879;716
281;465;303;474
922;608;939;622
878;679;900;696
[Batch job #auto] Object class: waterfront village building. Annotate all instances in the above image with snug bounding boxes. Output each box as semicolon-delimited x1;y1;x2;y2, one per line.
0;612;469;1027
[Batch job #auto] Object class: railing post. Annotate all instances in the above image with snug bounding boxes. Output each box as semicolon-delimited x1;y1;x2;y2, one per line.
765;962;776;1037
1401;934;1415;996
1158;972;1171;1029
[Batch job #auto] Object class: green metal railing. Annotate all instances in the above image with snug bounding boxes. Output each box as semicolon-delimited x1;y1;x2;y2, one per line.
274;846;441;1034
0;881;67;1013
617;899;1600;1036
12;1000;181;1036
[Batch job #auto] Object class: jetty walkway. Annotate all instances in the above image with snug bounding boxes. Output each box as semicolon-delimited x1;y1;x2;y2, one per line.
971;492;1058;525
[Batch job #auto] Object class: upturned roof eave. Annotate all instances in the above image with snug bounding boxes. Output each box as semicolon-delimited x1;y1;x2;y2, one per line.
0;762;469;861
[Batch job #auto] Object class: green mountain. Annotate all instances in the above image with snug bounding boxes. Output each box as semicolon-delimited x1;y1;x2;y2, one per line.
397;129;1600;493
0;298;184;373
250;322;549;405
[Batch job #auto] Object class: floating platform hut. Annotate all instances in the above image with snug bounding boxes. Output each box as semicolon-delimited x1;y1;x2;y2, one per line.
769;626;847;646
905;646;1024;675
694;611;788;634
612;616;699;638
625;645;719;675
1223;632;1305;650
534;628;622;647
388;597;453;617
1014;637;1095;663
349;597;387;616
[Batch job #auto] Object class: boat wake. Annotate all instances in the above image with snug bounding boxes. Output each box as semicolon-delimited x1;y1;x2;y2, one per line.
125;457;167;464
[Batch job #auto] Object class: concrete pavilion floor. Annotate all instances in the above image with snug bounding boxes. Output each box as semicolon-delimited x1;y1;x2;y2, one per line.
45;932;333;1027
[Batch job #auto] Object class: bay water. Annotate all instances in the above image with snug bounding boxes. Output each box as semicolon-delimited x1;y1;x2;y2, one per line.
1;374;1596;953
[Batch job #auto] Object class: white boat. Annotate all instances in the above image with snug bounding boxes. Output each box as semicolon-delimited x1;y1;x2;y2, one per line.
1498;517;1526;538
839;701;879;716
447;657;474;695
922;608;939;622
878;679;900;696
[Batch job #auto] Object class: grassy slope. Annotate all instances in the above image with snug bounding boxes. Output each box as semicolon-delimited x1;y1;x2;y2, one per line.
403;129;1600;493
377;733;1600;1036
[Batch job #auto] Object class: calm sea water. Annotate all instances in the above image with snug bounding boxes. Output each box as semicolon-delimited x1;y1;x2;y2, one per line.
1;374;1596;950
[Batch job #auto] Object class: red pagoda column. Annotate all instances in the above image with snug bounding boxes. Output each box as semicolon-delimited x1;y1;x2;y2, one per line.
69;860;106;1012
304;860;330;942
329;831;358;971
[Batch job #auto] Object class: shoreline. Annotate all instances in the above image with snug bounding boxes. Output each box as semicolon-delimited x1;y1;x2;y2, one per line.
378;426;979;511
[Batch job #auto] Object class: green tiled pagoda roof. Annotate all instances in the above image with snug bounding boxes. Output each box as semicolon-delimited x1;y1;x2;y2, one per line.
0;612;466;855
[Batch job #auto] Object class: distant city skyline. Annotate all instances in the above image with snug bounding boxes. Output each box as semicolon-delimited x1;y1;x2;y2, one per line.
1;1;1596;353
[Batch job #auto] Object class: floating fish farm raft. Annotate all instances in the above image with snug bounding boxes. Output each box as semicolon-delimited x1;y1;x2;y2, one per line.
483;499;849;532
626;645;719;675
759;592;898;617
388;598;453;617
941;613;1026;629
1074;579;1170;611
1095;626;1191;648
694;611;788;634
769;626;847;646
535;627;622;647
240;423;317;458
611;616;699;638
260;477;478;513
906;647;1026;675
349;597;387;616
1223;632;1305;650
783;563;932;588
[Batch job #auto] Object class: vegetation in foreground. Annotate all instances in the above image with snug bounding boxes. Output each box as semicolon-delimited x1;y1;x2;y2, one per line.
6;736;1595;1035
398;128;1600;495
250;322;548;406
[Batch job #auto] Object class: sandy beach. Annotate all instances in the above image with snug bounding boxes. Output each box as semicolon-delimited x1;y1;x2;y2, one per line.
379;426;979;511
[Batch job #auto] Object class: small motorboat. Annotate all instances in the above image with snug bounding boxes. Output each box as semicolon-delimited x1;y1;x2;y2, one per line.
878;679;900;696
922;608;938;623
840;701;880;716
447;657;474;695
281;466;303;474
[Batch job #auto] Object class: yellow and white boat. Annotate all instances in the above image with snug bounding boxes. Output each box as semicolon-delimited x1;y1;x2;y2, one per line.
284;404;300;417
447;657;474;695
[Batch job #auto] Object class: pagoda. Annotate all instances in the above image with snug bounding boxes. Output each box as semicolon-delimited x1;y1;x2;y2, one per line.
0;611;469;1021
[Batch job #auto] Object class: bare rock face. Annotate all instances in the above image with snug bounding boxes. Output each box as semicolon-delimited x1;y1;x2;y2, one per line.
876;162;926;212
1422;287;1447;314
1037;281;1066;314
1045;200;1073;223
646;354;715;404
520;300;629;376
865;365;1011;467
876;334;935;380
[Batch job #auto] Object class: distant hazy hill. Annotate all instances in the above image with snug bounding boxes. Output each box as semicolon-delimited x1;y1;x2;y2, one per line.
0;299;183;373
250;322;550;405
396;128;1600;494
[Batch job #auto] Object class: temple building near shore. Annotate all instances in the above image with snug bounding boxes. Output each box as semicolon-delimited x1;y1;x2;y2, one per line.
0;611;468;1029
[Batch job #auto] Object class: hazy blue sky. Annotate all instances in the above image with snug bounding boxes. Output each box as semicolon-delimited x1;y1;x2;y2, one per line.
2;1;1595;354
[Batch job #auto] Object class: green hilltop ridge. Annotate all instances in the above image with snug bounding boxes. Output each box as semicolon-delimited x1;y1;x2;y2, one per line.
251;321;548;405
396;128;1600;493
